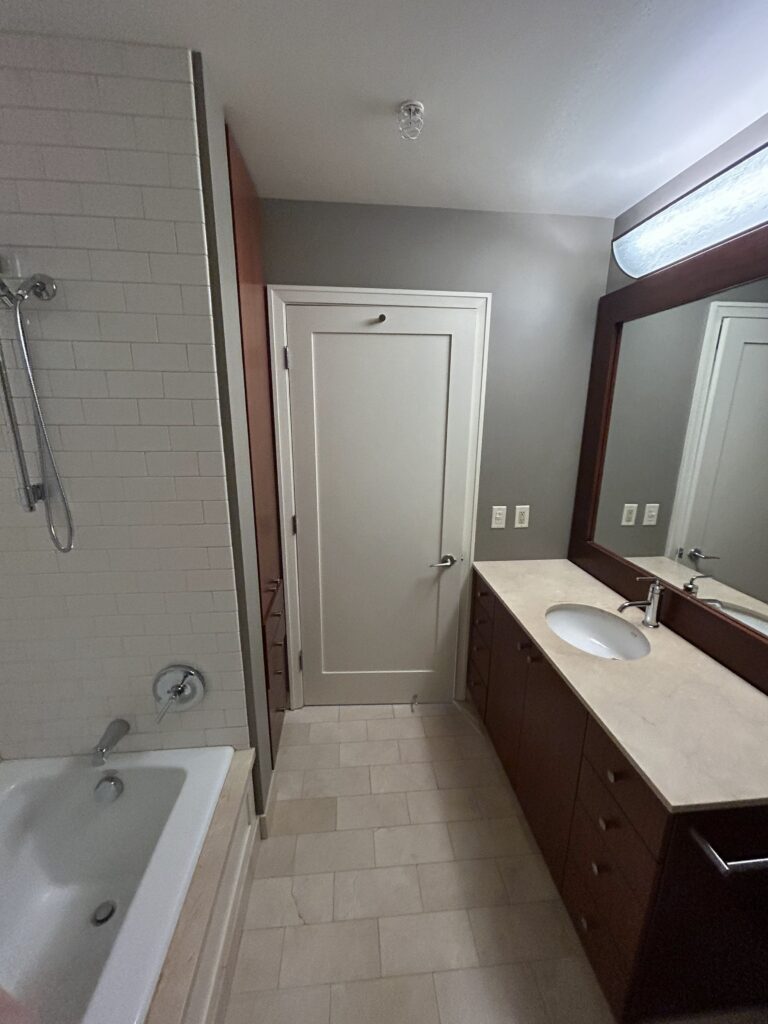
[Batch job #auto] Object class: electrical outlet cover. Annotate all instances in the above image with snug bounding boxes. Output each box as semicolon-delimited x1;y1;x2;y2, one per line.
491;505;507;529
643;503;660;526
621;503;638;526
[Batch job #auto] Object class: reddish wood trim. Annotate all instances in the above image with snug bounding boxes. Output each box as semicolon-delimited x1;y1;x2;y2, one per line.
226;127;288;756
569;221;768;696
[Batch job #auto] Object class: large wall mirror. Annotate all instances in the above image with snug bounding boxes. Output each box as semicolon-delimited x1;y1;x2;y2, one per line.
570;225;768;695
595;279;768;636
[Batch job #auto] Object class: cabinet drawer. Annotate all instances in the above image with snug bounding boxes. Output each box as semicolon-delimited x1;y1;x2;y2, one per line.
562;856;630;1016
472;573;496;618
569;800;649;971
470;603;494;648
466;659;488;718
578;759;659;901
468;631;491;683
584;717;668;858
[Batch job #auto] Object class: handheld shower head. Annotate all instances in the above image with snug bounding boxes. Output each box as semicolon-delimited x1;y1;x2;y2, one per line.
16;274;56;303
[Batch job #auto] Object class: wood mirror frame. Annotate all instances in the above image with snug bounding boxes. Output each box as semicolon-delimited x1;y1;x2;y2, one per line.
569;222;768;696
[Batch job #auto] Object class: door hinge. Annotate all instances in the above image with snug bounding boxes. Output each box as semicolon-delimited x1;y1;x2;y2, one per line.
291;513;297;535
298;650;303;672
283;347;290;370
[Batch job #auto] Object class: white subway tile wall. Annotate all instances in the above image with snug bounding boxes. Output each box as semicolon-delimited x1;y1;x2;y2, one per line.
0;34;250;758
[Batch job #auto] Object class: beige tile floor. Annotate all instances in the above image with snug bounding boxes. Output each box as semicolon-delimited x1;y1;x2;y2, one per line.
223;702;767;1024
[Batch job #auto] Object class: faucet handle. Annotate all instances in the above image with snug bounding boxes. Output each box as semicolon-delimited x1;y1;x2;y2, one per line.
636;576;663;587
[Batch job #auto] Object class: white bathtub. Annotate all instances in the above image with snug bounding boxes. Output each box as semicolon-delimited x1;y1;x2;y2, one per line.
0;746;234;1024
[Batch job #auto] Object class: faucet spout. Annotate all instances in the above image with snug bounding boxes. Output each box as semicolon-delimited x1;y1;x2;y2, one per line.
617;577;664;629
92;718;130;766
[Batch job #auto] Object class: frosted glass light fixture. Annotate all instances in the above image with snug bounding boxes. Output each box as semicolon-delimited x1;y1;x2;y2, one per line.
613;144;768;278
398;100;425;141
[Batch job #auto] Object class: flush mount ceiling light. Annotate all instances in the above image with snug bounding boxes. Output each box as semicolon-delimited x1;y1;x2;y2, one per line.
398;100;425;141
613;143;768;278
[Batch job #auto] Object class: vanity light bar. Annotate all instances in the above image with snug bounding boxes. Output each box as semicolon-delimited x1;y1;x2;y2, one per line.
612;143;768;278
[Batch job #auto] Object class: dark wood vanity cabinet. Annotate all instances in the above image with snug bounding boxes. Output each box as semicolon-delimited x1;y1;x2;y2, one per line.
469;568;768;1022
467;574;495;719
515;657;587;884
484;602;530;784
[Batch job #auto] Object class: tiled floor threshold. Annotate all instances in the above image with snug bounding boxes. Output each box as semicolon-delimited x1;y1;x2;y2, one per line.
222;702;765;1024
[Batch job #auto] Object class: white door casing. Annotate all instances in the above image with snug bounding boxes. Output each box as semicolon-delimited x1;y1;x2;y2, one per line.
269;287;491;707
668;302;768;600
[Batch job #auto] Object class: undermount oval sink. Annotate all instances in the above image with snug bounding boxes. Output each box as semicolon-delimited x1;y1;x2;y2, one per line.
545;603;651;661
701;599;768;639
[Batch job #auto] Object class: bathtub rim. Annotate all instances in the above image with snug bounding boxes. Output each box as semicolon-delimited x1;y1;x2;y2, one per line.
144;747;255;1024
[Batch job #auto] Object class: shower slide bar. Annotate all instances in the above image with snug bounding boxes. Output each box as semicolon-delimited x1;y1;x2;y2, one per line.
0;273;74;552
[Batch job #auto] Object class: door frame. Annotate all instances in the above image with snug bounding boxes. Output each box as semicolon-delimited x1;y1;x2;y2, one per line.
666;302;768;559
268;285;492;708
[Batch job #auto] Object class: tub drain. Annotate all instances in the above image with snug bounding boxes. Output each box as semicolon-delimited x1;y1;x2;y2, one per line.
91;900;117;926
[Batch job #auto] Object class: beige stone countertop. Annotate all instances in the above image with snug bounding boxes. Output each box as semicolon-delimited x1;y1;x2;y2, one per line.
474;559;768;813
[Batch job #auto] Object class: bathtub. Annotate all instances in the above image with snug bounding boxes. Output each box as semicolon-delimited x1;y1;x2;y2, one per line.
0;746;234;1024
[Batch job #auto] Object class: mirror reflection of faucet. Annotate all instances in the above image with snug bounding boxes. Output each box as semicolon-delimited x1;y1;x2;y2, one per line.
684;574;711;596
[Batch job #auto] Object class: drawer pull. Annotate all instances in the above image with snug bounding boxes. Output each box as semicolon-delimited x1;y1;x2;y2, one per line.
606;768;624;784
578;914;589;933
477;588;490;598
690;828;768;877
597;816;614;832
590;861;604;876
473;617;487;626
526;652;542;664
516;640;533;652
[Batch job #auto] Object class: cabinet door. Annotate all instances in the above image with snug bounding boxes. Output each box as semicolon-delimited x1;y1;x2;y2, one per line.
484;606;531;785
516;657;587;886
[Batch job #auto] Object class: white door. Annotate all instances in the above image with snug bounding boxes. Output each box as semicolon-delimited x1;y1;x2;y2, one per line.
277;291;488;705
677;307;768;602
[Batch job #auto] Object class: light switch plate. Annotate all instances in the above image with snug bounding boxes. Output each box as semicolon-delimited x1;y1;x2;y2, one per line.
643;503;660;526
491;505;507;529
514;505;530;528
621;503;638;526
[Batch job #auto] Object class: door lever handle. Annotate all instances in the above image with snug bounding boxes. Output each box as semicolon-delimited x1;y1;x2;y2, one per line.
430;554;457;568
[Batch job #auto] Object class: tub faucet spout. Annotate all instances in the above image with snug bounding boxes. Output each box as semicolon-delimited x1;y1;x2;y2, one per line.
92;719;130;766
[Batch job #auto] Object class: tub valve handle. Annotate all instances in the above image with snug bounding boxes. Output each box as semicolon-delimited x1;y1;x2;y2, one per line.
153;664;206;723
156;675;191;723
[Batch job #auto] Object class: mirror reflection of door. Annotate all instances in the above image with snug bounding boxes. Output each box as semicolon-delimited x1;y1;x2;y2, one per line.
671;305;768;605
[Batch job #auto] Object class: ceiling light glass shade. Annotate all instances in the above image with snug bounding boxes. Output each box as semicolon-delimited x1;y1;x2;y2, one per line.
398;100;425;141
613;144;768;278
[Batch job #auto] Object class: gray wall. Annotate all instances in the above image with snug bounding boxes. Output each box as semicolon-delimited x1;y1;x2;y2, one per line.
260;200;612;560
596;279;768;557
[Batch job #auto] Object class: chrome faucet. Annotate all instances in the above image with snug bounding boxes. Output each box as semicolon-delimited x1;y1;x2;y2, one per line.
92;719;130;766
683;574;711;596
618;577;664;628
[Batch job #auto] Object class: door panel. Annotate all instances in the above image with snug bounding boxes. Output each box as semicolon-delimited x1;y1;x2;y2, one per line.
287;302;481;705
686;315;768;603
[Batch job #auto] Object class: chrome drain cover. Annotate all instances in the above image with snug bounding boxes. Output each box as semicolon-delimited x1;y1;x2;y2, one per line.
91;900;117;926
